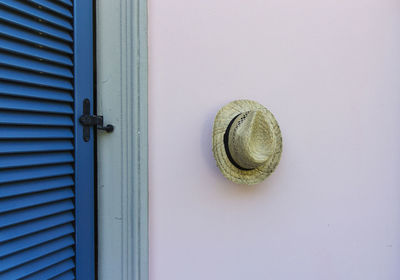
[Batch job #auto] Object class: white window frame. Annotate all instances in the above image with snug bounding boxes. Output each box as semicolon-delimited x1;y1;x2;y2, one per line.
96;0;148;279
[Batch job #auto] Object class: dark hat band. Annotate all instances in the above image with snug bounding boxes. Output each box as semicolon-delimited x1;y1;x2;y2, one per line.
223;114;254;171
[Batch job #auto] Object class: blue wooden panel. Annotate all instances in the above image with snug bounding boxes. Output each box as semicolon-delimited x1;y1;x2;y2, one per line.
0;0;94;278
74;0;95;278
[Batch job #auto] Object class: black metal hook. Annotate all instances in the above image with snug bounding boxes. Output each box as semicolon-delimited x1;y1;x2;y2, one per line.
79;98;114;142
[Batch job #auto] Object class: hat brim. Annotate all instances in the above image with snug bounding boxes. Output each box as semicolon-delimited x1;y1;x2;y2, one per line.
212;100;282;185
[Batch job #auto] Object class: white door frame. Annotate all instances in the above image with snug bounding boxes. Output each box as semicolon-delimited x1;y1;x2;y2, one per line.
96;0;148;279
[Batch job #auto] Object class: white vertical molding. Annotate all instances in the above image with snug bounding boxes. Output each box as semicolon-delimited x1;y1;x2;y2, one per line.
97;0;148;279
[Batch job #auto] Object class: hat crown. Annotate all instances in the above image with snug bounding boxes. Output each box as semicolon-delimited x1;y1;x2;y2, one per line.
228;110;273;169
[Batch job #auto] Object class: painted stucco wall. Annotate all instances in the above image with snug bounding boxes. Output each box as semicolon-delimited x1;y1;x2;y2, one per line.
148;0;400;279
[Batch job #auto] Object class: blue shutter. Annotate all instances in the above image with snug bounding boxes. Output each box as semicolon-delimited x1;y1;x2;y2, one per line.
0;1;94;279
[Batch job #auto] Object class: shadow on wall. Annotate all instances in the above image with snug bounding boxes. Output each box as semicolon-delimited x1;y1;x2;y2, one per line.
201;105;222;178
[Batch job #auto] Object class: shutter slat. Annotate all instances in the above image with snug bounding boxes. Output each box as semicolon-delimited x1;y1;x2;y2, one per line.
0;223;74;257
0;111;73;126
22;258;75;280
0;211;74;242
0;200;74;228
0;0;72;30
0;247;74;279
0;22;72;54
0;51;73;78
0;8;72;42
0;191;73;216
0;81;73;102
0;152;73;170
52;270;75;280
0;37;73;66
0;95;73;114
0;236;74;272
0;176;73;198
0;126;73;139
0;140;73;155
0;164;74;184
31;0;72;19
0;66;73;90
56;0;73;8
0;188;74;213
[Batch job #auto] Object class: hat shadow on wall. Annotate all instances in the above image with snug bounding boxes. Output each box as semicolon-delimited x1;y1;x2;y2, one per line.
201;106;222;179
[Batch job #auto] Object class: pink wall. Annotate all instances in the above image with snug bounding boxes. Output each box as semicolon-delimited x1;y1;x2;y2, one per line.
148;0;400;279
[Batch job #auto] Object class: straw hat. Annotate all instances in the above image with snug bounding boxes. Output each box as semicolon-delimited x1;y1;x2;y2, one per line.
212;100;282;185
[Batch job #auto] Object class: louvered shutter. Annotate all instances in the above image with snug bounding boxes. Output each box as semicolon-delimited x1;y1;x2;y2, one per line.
0;1;94;279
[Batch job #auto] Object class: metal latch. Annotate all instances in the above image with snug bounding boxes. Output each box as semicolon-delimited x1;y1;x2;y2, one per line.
79;98;114;142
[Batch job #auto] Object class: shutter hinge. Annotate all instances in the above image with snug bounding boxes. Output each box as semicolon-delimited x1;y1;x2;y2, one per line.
79;98;114;142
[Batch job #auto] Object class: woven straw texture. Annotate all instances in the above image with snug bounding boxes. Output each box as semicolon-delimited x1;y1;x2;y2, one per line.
212;100;282;185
